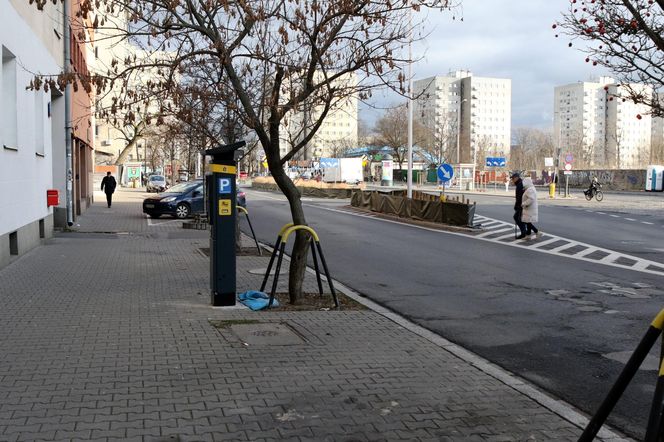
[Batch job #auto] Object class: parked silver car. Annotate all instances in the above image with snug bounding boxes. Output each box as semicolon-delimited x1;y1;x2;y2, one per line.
146;175;167;192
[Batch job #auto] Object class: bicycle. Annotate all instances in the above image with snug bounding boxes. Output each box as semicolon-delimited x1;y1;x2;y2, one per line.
583;185;604;201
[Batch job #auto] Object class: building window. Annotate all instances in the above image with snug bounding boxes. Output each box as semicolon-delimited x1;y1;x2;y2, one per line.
2;46;18;149
35;91;45;155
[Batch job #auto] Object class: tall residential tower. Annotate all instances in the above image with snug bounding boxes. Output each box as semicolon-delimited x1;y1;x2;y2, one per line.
554;77;652;169
413;70;511;165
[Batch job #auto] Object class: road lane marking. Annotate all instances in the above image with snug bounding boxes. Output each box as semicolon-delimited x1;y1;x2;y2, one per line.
625;218;636;222
533;238;560;248
476;227;513;238
643;222;654;225
246;189;664;277
610;215;620;218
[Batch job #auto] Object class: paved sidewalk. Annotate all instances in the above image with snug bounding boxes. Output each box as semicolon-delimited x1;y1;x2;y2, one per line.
0;189;628;441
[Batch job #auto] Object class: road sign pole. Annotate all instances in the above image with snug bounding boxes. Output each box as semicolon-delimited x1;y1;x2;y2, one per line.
565;175;569;198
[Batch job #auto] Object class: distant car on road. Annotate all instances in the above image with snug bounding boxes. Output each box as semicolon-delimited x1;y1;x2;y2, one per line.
237;189;246;208
143;180;247;218
146;175;166;193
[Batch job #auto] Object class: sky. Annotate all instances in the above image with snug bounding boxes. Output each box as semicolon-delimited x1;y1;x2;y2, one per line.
363;0;611;131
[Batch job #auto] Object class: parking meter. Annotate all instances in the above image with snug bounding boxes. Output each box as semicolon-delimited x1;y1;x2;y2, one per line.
205;141;245;306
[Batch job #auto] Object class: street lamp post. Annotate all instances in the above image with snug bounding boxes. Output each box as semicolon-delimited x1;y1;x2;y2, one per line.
456;97;467;189
406;6;413;199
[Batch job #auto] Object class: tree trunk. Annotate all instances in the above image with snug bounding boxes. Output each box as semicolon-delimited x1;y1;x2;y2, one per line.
271;165;309;304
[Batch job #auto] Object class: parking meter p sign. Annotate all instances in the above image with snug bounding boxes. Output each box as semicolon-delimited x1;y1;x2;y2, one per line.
218;178;232;194
437;163;454;183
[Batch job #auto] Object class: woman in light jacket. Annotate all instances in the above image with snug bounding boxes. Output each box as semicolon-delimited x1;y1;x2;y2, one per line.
521;178;541;239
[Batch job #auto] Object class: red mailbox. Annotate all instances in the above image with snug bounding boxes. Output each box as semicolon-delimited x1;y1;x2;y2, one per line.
46;189;59;207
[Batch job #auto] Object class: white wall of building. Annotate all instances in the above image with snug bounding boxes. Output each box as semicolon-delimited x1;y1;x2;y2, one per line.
279;73;358;159
554;78;652;168
0;0;63;236
414;71;511;165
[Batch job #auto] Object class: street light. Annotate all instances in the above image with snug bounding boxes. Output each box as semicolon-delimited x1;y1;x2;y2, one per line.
456;97;467;189
406;6;413;199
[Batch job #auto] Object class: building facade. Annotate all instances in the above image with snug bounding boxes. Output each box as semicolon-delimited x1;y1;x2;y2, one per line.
0;0;64;268
280;73;358;159
554;77;653;169
413;70;511;165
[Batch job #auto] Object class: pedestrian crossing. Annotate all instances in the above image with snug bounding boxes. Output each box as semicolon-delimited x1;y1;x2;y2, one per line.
326;205;664;276
473;215;664;276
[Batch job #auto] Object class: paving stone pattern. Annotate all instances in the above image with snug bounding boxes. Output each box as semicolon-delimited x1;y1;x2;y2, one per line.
0;189;611;441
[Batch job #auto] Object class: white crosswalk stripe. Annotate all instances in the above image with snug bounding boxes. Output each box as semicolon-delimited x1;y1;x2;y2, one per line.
471;215;664;276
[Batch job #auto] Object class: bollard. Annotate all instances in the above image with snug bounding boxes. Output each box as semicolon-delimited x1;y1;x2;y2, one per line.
549;183;555;199
579;309;664;441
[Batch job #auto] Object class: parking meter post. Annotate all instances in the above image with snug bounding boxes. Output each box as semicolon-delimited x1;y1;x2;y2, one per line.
205;141;246;307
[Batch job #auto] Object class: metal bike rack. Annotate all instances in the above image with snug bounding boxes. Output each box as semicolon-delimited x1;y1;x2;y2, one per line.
260;224;339;309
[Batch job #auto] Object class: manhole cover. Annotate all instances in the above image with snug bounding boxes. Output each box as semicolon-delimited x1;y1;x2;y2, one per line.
231;323;304;346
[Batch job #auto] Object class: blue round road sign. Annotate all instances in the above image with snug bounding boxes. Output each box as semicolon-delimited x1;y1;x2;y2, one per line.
437;163;455;183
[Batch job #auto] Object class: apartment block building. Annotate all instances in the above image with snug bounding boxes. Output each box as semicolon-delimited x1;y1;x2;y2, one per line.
280;73;358;159
650;94;664;164
413;70;511;165
554;77;653;169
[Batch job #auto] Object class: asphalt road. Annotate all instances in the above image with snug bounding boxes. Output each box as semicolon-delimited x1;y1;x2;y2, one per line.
241;188;664;439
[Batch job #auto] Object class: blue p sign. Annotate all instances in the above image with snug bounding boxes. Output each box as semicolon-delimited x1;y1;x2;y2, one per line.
218;178;232;194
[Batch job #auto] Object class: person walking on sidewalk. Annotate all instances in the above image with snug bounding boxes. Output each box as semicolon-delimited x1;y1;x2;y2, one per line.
101;171;117;208
510;172;527;239
521;177;542;239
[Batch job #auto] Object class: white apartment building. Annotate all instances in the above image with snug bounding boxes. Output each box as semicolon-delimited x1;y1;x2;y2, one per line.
554;77;653;169
653;106;664;164
280;73;358;159
413;70;511;165
0;0;64;268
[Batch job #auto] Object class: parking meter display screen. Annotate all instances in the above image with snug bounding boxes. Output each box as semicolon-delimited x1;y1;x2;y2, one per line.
218;177;232;194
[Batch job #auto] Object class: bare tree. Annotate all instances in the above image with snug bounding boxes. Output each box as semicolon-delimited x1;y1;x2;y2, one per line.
375;103;429;169
43;0;453;303
420;111;457;166
555;1;664;117
511;127;556;171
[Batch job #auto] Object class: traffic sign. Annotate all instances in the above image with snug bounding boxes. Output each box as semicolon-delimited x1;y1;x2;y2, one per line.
564;163;572;171
565;153;574;163
563;171;573;175
485;157;507;167
437;163;454;182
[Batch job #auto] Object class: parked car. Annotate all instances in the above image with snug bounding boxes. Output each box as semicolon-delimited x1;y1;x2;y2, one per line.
143;180;247;219
143;181;204;219
146;174;167;192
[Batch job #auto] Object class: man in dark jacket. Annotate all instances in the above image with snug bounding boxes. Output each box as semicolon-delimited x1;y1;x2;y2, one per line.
510;172;527;239
100;171;117;208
